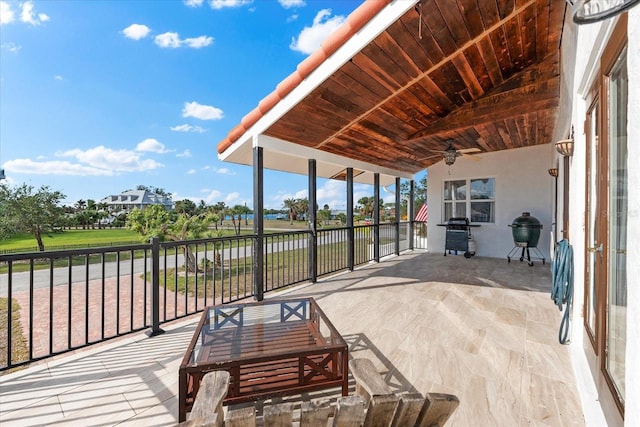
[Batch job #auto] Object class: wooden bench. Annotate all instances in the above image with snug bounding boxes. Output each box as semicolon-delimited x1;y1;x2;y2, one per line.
348;358;459;427
178;358;459;427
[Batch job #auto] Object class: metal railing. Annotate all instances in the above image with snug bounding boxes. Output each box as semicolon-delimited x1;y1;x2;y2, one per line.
1;221;425;371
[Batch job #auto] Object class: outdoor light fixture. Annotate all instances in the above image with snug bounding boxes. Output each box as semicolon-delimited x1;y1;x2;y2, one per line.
555;126;575;157
572;0;640;24
443;144;458;166
548;168;559;177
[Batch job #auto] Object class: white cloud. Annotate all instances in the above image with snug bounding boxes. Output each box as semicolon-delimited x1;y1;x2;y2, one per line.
184;0;204;6
214;167;235;175
187;169;197;174
270;188;308;209
135;138;169;153
54;75;63;81
170;124;206;133
1;42;21;53
177;149;192;158
182;101;224;120
317;179;344;202
1;1;15;24
209;0;253;10
201;189;223;203
290;9;345;55
57;145;163;173
155;32;181;48
286;14;298;23
4;158;114;176
123;24;151;40
183;35;213;48
225;192;241;204
278;0;305;9
20;1;48;25
154;32;213;49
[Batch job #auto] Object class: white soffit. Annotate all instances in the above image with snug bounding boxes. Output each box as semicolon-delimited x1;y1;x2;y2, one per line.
218;0;420;166
257;135;412;186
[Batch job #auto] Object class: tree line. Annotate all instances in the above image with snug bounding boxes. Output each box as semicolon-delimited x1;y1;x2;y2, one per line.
1;176;426;253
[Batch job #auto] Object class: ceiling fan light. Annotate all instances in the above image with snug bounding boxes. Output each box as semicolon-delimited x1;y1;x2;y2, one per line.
443;143;458;165
443;151;457;165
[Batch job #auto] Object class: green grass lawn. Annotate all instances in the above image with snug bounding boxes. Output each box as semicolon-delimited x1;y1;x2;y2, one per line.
0;298;28;373
1;229;142;252
0;219;344;254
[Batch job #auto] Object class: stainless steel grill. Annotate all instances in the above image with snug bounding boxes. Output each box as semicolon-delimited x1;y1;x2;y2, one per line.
441;217;474;258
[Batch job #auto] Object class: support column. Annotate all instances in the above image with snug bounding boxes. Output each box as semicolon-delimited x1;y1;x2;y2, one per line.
308;159;317;283
373;173;380;262
409;179;415;250
253;146;264;301
147;236;164;337
395;177;401;255
347;168;354;271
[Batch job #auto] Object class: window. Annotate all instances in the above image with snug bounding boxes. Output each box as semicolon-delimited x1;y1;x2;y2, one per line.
443;178;495;223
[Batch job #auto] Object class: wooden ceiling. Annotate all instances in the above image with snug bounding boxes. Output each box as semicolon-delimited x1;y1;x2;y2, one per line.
262;0;565;174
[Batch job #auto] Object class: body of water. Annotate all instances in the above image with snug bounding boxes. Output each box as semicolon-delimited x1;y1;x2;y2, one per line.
223;213;286;221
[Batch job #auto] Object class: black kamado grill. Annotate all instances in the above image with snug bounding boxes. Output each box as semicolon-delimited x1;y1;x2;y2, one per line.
507;212;545;266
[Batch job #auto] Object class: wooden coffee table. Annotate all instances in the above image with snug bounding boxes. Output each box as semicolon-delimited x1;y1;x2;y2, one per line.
178;297;348;422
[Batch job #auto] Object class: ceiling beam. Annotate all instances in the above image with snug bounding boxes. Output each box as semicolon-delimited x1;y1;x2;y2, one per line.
404;53;560;142
315;0;538;149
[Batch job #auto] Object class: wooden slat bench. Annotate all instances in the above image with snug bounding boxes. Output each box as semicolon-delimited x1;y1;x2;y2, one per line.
178;358;459;427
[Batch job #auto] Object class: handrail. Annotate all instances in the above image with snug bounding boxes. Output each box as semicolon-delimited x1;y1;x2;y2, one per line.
0;224;424;371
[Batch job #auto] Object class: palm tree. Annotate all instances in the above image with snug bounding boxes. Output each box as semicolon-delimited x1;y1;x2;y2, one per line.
283;198;297;224
296;198;309;223
357;196;374;219
74;199;86;212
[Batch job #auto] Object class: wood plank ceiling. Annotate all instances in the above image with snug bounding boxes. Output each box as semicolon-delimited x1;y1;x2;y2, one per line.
263;0;565;174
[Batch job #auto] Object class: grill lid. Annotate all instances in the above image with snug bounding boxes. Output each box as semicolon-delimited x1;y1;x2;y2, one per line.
509;212;542;247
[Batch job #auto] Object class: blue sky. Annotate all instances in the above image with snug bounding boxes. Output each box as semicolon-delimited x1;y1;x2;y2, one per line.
1;0;423;210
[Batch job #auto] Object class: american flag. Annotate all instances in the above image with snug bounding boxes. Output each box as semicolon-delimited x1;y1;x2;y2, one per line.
415;203;428;222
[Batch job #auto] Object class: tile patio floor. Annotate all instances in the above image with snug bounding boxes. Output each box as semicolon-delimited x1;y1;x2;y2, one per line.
0;252;585;426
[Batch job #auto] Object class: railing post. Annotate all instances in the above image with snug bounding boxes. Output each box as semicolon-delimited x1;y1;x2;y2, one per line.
347;168;354;271
373;173;380;262
308;159;317;283
147;237;164;337
395;177;401;255
409;179;415;250
253;145;264;301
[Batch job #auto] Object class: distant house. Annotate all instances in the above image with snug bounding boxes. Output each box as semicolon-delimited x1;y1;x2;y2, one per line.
100;190;173;216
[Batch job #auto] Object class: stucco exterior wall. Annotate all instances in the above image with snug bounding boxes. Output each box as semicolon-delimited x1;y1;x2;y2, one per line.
426;144;554;261
565;10;639;427
625;7;639;425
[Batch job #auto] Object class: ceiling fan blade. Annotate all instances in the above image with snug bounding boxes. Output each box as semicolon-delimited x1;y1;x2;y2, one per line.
419;154;442;160
457;148;481;154
462;153;482;161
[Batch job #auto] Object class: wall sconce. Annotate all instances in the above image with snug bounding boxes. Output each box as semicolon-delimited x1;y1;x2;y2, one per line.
548;168;559;177
555;125;574;157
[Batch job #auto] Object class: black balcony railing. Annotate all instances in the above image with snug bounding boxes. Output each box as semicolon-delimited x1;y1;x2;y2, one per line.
0;222;425;371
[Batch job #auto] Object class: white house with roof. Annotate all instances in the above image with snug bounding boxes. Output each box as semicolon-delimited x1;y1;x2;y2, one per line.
100;189;173;216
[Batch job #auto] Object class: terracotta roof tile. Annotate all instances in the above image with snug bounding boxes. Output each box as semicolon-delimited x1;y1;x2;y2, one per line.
217;0;391;155
258;91;281;114
319;21;356;58
275;73;304;98
241;107;263;129
296;50;328;79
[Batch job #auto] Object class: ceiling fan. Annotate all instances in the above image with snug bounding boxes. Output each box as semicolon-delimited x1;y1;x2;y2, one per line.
421;142;481;166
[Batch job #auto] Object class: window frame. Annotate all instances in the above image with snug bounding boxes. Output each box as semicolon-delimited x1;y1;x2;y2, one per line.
442;177;496;224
